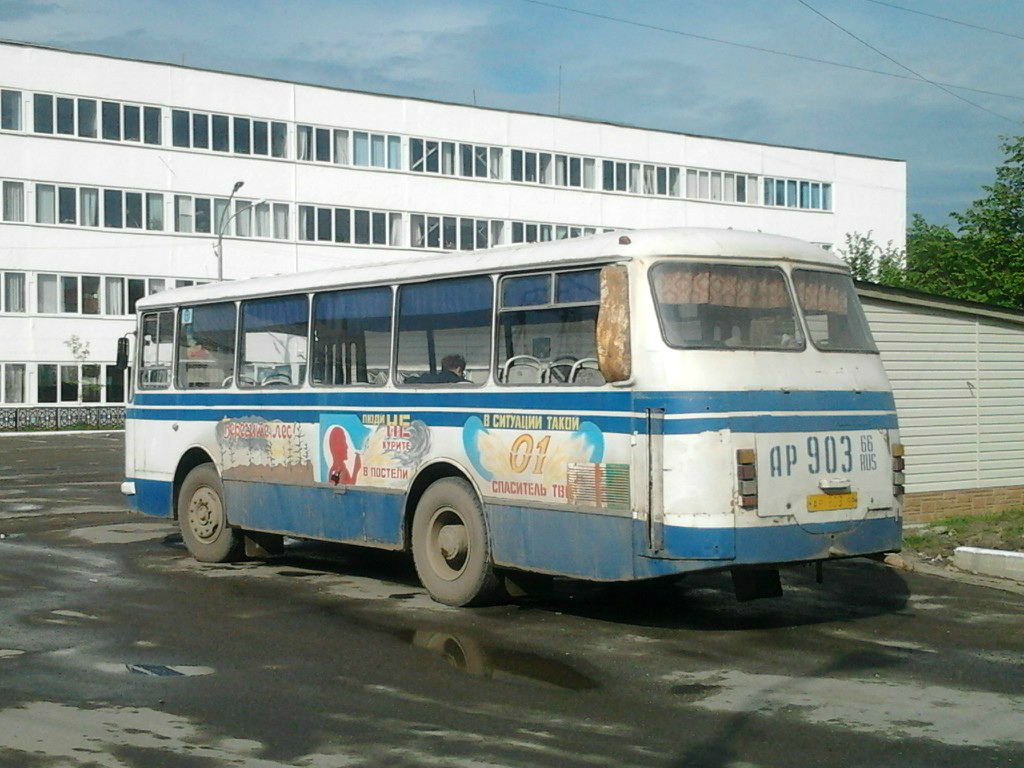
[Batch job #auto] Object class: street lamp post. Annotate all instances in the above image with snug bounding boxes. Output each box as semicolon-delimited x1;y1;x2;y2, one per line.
214;180;245;281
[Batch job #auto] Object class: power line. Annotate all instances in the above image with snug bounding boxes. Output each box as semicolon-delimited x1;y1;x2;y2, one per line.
512;0;1024;104
861;0;1024;42
797;0;1022;125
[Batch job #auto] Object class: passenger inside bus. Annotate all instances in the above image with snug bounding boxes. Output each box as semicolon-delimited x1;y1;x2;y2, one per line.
408;354;468;383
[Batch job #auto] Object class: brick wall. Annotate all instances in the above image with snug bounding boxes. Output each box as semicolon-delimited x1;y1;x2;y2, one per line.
904;485;1024;523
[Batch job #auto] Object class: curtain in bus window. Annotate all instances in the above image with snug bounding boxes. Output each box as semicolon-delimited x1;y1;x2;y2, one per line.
397;276;492;384
651;263;802;350
239;295;308;388
792;270;877;353
312;286;392;386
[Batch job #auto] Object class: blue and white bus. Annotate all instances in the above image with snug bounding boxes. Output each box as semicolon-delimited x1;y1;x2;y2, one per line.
121;227;903;605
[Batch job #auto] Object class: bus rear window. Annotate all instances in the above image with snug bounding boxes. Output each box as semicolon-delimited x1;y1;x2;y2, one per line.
792;270;877;353
650;263;803;350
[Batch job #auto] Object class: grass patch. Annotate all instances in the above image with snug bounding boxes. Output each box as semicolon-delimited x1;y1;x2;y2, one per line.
904;508;1024;559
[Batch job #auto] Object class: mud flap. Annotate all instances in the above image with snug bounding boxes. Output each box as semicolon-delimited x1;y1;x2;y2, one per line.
731;567;782;601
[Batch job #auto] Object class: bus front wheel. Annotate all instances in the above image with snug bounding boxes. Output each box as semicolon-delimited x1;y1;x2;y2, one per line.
412;478;504;607
177;464;243;563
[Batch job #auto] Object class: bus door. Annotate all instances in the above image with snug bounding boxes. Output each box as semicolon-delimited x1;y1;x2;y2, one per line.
633;395;737;560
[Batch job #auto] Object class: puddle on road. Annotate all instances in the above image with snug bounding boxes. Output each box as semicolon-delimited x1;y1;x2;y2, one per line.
398;627;599;691
95;662;215;678
0;501;45;519
0;649;25;659
69;522;176;545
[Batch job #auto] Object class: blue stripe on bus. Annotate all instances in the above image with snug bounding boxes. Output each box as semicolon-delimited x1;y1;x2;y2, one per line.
132;388;896;414
125;406;896;433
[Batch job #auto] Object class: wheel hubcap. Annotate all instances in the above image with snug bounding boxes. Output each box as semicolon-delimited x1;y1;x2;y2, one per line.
187;487;223;543
427;506;469;580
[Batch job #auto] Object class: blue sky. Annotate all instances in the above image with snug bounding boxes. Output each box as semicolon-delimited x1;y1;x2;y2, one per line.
3;0;1023;231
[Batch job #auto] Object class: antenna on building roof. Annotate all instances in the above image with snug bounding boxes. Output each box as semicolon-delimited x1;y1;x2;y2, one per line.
473;90;477;106
558;64;562;116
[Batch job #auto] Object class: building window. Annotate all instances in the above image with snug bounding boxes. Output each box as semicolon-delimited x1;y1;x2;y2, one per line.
37;364;57;403
123;105;140;142
3;363;26;403
298;204;398;245
35;184;56;224
32;93;53;133
211;114;229;152
143;106;161;145
77;98;97;138
80;187;99;226
147;193;164;231
762;177;831;211
56;97;74;134
103;189;123;228
101;101;121;141
233;116;250;154
58;186;76;224
3;272;26;313
2;181;25;222
1;89;21;130
351;131;400;169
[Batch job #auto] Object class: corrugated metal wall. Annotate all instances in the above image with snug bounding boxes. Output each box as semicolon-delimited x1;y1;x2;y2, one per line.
861;297;1024;494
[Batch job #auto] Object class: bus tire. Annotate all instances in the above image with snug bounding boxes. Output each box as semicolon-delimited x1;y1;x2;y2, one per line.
177;463;243;563
412;477;504;607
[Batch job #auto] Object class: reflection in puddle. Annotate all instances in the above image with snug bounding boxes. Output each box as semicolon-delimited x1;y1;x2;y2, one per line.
405;629;599;691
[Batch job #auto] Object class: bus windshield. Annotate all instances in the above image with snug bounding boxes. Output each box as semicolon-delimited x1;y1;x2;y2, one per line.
650;262;804;350
792;269;877;353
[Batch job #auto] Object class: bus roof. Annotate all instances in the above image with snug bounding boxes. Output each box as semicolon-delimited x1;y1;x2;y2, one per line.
137;227;848;309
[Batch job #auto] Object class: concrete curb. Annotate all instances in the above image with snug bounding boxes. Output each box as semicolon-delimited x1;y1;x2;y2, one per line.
953;546;1024;583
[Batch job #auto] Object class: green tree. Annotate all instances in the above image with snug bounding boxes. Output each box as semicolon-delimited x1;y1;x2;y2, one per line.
837;231;906;287
906;136;1024;309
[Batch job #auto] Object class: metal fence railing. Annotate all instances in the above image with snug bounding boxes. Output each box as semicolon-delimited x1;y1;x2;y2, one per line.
0;406;126;432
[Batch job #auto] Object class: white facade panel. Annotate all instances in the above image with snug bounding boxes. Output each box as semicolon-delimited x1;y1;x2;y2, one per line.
863;293;1024;496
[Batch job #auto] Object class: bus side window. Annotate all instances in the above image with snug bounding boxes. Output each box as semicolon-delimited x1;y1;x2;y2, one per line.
396;276;492;386
311;286;392;386
238;294;309;388
176;302;237;389
138;310;174;389
497;268;604;385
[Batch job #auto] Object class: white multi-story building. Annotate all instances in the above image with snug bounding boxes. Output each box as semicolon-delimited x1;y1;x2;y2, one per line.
0;39;906;412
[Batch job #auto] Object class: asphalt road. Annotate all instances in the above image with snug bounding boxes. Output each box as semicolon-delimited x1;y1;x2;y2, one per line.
1;432;1022;768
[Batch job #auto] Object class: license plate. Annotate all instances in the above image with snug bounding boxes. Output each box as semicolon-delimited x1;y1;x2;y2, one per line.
806;492;858;512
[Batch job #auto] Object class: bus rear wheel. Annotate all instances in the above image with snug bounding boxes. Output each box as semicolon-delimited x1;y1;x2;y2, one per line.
177;463;243;563
412;478;504;607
